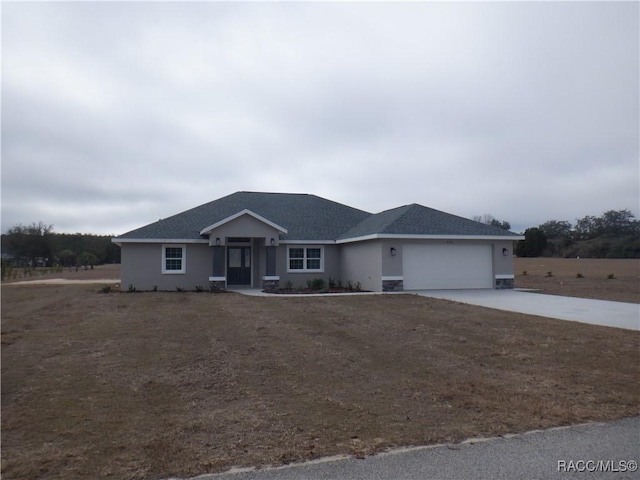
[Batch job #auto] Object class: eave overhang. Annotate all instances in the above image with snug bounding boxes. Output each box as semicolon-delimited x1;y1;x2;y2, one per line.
336;233;525;244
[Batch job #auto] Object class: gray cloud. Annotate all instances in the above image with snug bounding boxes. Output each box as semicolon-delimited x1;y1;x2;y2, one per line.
2;2;638;235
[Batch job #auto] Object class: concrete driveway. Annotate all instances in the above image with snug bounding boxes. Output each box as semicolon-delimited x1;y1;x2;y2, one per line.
415;289;639;331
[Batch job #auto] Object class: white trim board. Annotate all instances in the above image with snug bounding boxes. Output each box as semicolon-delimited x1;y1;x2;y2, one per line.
336;234;524;244
113;238;208;245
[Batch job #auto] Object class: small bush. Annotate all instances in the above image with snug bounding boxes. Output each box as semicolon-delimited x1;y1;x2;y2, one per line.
310;278;325;290
545;271;553;277
284;280;293;290
522;270;528;276
176;287;184;292
328;277;336;289
607;273;615;280
98;285;112;294
127;284;136;293
152;285;158;292
194;285;205;293
576;273;584;278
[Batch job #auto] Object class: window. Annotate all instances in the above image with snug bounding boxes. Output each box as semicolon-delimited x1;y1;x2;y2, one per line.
287;246;323;272
162;244;186;274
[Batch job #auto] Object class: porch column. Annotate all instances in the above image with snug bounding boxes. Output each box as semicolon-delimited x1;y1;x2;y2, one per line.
262;245;279;291
209;245;226;292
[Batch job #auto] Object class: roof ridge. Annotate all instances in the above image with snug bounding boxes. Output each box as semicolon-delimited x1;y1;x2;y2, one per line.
377;204;417;233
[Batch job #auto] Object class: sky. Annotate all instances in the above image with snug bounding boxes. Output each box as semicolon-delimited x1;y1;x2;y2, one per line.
2;1;638;236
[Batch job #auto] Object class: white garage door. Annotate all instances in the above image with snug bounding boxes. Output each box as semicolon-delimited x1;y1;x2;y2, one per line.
403;244;493;290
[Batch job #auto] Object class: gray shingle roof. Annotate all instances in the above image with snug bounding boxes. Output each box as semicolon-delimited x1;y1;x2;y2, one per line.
116;192;520;241
117;191;371;241
338;204;521;239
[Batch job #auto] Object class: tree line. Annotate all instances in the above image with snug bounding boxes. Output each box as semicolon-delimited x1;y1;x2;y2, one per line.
1;222;120;267
516;209;639;258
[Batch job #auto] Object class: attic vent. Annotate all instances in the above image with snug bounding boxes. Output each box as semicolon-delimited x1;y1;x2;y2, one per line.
227;237;251;243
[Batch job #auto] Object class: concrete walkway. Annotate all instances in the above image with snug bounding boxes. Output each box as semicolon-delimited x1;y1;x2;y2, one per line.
415;289;639;331
171;416;640;480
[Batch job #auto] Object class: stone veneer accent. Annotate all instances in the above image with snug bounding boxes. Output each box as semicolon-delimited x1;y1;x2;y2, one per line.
495;277;515;289
209;280;226;292
382;279;404;292
263;278;280;292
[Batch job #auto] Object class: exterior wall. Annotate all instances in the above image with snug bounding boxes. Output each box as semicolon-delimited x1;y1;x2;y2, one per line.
120;243;212;291
276;244;341;289
385;238;516;290
492;240;517;288
252;238;265;287
340;241;383;292
208;216;280;245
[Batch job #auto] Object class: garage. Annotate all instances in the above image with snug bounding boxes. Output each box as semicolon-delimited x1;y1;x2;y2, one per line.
403;243;493;290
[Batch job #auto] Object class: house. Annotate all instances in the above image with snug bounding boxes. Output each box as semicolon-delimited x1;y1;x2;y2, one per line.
112;191;524;292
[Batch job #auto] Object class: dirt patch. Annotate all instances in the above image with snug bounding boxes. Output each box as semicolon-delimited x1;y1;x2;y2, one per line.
2;285;638;479
514;258;639;303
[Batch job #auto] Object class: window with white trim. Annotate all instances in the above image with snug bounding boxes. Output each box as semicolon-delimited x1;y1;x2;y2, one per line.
162;244;186;274
287;246;323;272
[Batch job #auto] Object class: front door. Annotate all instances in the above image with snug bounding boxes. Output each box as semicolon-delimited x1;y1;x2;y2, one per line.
227;247;251;285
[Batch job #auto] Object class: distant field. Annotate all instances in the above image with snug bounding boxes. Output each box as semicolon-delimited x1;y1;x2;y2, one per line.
514;258;639;303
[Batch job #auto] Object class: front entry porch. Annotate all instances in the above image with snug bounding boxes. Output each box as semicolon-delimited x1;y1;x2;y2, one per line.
208;238;279;292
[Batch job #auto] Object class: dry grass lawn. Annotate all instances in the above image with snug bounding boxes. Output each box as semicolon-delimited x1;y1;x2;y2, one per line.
514;258;639;303
2;283;638;480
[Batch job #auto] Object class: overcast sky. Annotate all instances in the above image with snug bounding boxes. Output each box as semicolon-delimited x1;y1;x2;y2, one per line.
2;1;638;236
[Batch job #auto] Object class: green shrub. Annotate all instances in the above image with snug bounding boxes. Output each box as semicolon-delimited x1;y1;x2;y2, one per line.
127;284;136;292
194;285;205;293
522;270;528;276
607;273;615;280
545;271;553;277
98;285;111;294
310;278;325;290
576;273;584;278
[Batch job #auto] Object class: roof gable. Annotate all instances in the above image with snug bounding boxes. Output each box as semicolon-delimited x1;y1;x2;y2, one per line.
199;209;288;236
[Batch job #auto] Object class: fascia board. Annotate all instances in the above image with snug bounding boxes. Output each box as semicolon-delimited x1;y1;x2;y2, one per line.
279;240;336;245
199;209;288;236
336;234;525;244
112;238;208;245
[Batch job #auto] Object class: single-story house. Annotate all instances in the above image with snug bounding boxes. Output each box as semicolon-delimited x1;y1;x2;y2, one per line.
112;191;524;292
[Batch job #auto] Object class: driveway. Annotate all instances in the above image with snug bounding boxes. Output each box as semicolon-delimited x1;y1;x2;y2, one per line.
415;289;639;331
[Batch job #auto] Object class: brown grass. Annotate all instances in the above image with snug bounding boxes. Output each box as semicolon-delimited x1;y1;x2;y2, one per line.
2;285;638;479
515;258;639;303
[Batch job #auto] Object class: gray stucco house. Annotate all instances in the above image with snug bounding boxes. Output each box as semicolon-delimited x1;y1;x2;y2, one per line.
113;191;523;292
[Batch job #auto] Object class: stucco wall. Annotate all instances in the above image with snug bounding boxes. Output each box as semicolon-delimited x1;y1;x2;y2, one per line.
492;240;516;276
380;239;403;277
340;241;383;292
120;243;212;291
208;215;280;246
276;244;341;288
